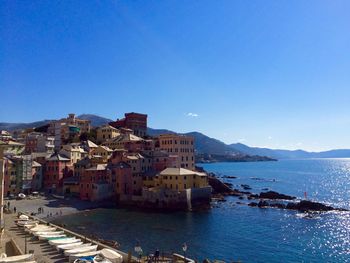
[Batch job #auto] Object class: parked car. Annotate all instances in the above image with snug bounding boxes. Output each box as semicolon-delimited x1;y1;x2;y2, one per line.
17;193;26;199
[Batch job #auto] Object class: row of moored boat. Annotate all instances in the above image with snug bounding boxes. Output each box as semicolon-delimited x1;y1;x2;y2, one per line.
14;214;123;263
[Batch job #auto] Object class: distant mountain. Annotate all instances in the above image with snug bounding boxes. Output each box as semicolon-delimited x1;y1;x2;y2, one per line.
148;128;239;155
3;115;350;159
0;120;53;131
147;128;176;136
78;114;112;127
0;114;112;131
229;143;350;159
186;131;239;155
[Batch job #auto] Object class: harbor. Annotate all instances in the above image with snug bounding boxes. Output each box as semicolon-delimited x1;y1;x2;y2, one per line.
0;196;194;263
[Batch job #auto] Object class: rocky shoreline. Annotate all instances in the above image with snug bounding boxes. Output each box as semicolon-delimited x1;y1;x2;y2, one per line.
208;173;348;213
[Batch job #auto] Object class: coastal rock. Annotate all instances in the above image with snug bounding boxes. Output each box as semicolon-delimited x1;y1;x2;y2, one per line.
223;175;237;179
248;202;258;207
248;194;259;199
208;176;232;194
285;200;346;212
257;200;269;208
269;203;286;209
241;184;252;190
228;191;242;197
259;191;296;200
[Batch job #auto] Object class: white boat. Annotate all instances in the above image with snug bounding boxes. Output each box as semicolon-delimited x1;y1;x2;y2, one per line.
49;237;79;246
16;220;39;227
52;194;65;199
65;245;98;256
24;223;39;230
56;242;83;251
0;254;33;262
33;231;64;236
29;226;56;233
19;214;29;220
59;243;92;252
93;255;113;263
69;250;101;263
74;259;93;263
38;234;66;240
99;249;123;263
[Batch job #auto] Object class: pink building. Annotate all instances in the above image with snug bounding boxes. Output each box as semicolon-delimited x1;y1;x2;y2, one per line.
79;164;112;201
44;153;72;193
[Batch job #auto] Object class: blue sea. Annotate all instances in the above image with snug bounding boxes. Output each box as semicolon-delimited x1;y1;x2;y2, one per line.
54;159;350;262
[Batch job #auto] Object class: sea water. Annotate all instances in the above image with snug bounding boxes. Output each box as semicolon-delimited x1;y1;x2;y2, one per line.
54;159;350;262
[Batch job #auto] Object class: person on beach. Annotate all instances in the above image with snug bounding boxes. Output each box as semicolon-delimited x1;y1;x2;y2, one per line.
38;207;41;214
13;207;16;213
7;201;10;209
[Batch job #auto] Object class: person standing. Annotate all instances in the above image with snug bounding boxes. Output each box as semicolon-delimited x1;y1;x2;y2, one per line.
13;207;16;213
7;201;10;209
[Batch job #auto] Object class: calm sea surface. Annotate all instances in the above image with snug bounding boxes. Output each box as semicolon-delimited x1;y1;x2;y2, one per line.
54;159;350;262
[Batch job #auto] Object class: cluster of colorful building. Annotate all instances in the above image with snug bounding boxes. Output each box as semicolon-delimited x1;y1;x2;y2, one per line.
0;113;211;210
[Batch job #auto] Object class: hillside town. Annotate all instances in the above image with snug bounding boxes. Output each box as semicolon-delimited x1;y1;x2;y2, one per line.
0;113;212;211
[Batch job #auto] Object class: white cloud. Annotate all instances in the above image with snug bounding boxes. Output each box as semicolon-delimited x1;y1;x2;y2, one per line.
268;136;273;140
186;112;199;117
296;142;303;146
238;138;246;142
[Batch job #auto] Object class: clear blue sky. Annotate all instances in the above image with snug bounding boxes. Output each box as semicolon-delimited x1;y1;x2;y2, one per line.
1;1;350;151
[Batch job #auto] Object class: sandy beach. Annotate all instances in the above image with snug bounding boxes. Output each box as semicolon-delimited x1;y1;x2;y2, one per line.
4;195;114;222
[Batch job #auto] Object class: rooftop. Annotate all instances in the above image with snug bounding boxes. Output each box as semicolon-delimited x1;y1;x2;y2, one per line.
159;167;206;177
47;152;70;161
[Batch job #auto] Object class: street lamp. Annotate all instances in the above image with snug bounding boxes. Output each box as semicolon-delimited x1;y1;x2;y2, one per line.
134;242;143;262
182;243;187;263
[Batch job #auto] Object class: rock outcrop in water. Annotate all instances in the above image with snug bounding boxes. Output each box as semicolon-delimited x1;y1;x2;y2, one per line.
206;169;349;213
286;200;347;212
258;191;296;200
248;200;348;212
208;176;232;194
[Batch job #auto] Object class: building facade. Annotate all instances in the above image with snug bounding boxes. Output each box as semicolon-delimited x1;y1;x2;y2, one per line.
110;112;147;137
157;134;195;170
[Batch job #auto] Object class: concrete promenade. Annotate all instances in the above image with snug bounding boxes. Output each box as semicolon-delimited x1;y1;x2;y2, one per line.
4;213;68;263
2;196;123;263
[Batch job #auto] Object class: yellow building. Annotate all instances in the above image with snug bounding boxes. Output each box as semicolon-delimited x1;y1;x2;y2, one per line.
91;145;113;163
96;125;120;144
158;167;208;191
59;144;87;164
158;134;195;170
